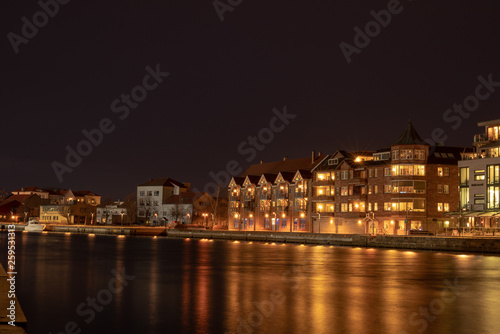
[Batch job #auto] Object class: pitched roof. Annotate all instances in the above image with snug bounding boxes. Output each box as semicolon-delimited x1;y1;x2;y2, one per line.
392;120;426;146
164;192;209;204
73;190;100;196
138;177;187;188
241;155;324;176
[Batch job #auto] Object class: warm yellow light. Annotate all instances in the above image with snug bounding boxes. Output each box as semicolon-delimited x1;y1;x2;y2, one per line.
444;221;450;226
234;213;239;218
318;189;324;195
318;205;323;210
282;213;285;218
355;203;359;208
319;174;324;180
265;214;269;218
88;233;95;237
280;186;284;190
330;219;333;224
300;213;305;218
355;157;361;162
117;235;125;238
391;220;394;224
250;214;253;218
358;220;362;224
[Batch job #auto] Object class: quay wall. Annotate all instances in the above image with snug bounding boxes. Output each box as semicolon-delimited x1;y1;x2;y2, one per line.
2;224;500;254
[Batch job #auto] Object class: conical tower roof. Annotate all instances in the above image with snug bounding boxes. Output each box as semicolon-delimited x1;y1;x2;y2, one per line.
391;120;426;145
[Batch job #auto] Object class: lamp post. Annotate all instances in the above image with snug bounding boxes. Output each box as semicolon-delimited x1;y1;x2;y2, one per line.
317;212;321;234
154;212;158;226
91;212;94;225
121;211;124;227
405;207;412;235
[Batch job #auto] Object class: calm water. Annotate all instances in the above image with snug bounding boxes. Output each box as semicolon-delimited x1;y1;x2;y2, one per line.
1;232;500;334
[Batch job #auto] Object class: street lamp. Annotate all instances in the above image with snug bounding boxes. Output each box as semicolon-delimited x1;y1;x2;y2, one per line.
405;206;412;235
202;213;208;227
121;211;124;227
91;212;94;225
154;212;158;226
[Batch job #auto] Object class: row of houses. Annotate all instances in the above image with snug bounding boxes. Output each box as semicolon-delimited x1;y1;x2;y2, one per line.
0;180;225;227
227;119;500;234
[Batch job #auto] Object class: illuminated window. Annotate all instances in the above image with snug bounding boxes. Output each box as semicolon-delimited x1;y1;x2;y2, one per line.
374;203;378;211
438;167;450;177
384;168;391;176
400;149;413;160
474;170;485;181
341;203;348;212
374;185;378;194
437;203;443;212
384;202;392;211
414;150;425;160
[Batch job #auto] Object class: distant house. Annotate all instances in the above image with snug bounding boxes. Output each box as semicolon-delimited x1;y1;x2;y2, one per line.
0;194;49;223
163;192;214;225
136;177;190;225
96;202;129;225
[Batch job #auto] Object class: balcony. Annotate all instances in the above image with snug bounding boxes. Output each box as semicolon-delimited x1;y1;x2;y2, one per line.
311;195;334;201
349;177;367;185
312;179;335;186
474;133;488;143
275;192;289;199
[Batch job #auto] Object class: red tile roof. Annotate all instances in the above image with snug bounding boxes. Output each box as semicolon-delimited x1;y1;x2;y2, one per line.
138;177;187;188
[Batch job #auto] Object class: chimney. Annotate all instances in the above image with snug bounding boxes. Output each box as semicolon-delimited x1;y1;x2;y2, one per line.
283;156;288;161
318;151;322;157
312;150;316;163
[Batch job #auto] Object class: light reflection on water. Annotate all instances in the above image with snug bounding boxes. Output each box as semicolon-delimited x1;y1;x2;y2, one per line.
1;232;500;334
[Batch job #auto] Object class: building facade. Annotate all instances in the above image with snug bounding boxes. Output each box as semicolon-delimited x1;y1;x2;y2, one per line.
229;122;472;235
458;119;500;229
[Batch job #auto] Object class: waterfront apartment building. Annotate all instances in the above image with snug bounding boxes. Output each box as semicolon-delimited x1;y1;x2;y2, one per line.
457;119;500;229
229;122;472;234
228;153;325;232
312;121;472;235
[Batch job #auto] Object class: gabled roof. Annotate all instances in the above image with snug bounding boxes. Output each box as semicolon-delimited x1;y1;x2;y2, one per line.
241;155;324;176
164;192;210;204
138;177;186;188
258;173;278;185
243;175;260;187
275;171;295;183
392;120;426;146
229;177;245;187
292;169;312;183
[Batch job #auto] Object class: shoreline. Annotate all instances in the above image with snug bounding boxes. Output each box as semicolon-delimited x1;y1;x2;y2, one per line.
2;223;500;254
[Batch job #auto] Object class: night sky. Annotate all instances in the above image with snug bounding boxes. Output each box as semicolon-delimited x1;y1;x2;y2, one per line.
2;0;499;199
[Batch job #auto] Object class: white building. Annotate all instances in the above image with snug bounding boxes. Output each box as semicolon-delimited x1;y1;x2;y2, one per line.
136;177;189;225
458;119;500;228
96;202;127;225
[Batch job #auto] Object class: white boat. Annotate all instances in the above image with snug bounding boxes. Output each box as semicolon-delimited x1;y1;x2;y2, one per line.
25;218;46;232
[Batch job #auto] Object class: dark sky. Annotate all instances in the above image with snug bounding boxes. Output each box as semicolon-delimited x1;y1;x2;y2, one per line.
1;0;499;199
